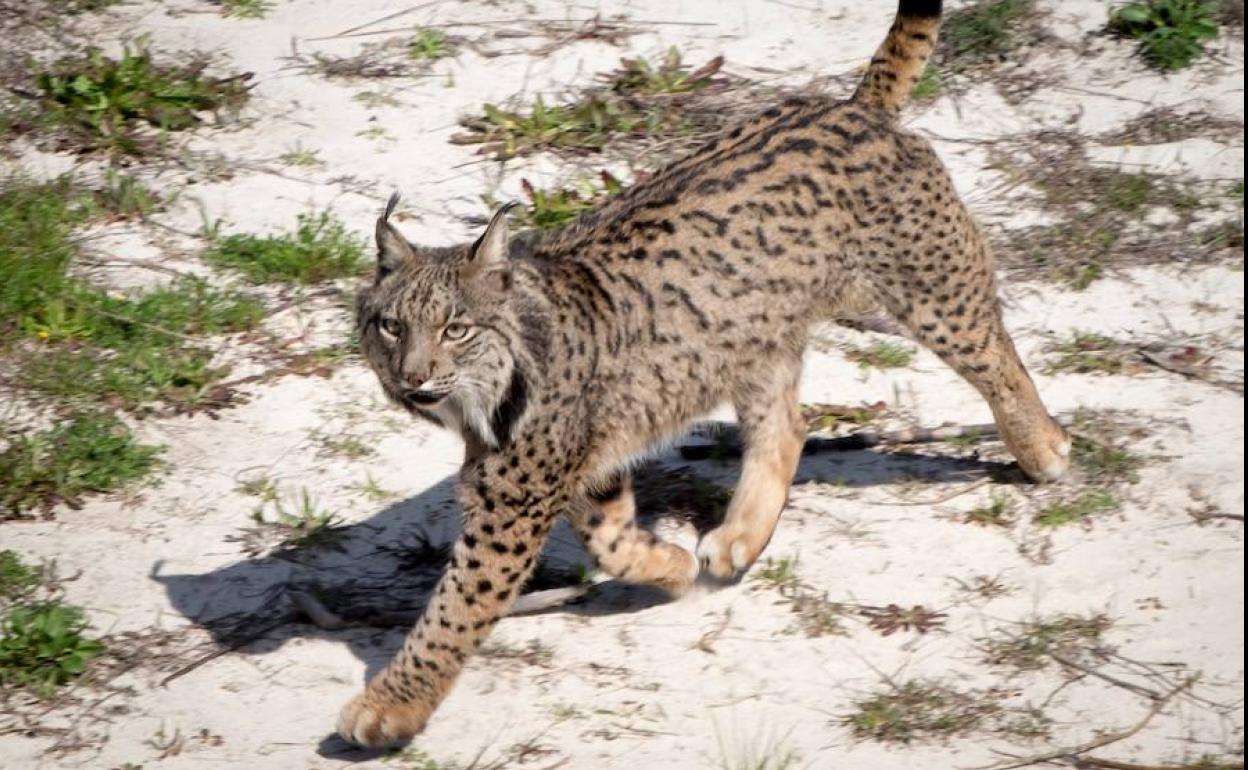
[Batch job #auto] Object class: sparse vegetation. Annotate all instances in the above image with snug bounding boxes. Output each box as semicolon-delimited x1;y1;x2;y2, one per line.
1;412;163;519
1043;331;1134;374
801;401;885;432
0;552;104;699
453;50;727;160
0;551;42;606
963;490;1016;527
0;601;105;698
715;724;802;770
203;211;367;284
29;38;250;154
938;0;1036;71
911;64;943;100
1033;489;1120;527
751;558;849;637
477;638;555;668
408;28;455;62
1071;434;1143;484
1109;0;1220;71
500;172;624;230
244;488;344;553
279;143;320;167
843;341;916;371
843;680;1005;744
219;0;273;19
978;613;1112;672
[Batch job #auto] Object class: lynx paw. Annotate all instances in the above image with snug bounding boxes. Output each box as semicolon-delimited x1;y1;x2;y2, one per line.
1018;422;1071;483
696;525;762;581
337;691;429;749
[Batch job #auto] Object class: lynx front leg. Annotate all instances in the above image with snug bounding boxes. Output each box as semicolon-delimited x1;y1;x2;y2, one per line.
567;474;699;596
337;457;564;748
697;361;806;580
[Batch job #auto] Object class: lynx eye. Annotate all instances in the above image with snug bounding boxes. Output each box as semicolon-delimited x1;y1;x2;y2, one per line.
443;322;469;342
379;317;403;338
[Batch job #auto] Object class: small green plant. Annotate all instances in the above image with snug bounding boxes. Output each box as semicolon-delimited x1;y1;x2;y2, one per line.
505;172;625;230
939;0;1035;69
279;143;320;167
978;613;1112;672
1071;435;1142;484
609;47;720;96
353;90;401;109
843;341;915;371
1;413;163;519
219;0;273;19
801;402;883;432
910;64;942;100
383;747;447;769
751;557;800;591
408;28;454;62
91;168;160;220
243;488;344;553
355;474;395;502
1033;489;1119;527
843;680;1004;744
0;176;86;333
204;212;367;284
963;490;1015;527
314;432;375;460
1043;331;1133;375
1109;1;1219;71
31;38;250;154
0;551;42;606
0;601;105;698
1104;172;1154;213
453;51;722;160
236;474;279;501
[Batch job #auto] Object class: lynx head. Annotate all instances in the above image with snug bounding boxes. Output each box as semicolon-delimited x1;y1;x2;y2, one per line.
357;194;531;448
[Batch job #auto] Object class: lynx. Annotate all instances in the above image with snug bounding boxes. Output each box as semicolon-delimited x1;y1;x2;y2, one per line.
340;0;1069;747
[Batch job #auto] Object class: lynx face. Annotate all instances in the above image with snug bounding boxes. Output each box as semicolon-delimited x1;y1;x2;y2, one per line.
356;204;523;447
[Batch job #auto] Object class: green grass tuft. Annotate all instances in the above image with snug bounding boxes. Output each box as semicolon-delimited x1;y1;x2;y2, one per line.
204;212;368;284
843;341;916;371
31;37;250;155
963;490;1016;527
0;552;42;606
0;412;163;519
1109;0;1219;71
1033;489;1119;527
453;49;722;160
219;0;273;19
843;680;1004;744
1043;331;1133;374
910;64;943;101
500;172;625;230
979;613;1112;671
939;0;1035;70
408;28;454;62
0;600;105;698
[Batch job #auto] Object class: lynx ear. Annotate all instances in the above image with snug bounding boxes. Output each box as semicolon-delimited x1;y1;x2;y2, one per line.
375;192;415;277
462;202;520;291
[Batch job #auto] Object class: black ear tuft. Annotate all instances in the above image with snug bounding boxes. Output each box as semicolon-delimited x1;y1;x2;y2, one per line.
375;192;414;278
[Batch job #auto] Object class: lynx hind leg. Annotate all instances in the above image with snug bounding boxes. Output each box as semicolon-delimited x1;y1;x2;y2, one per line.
697;361;806;580
569;474;699;596
876;202;1069;481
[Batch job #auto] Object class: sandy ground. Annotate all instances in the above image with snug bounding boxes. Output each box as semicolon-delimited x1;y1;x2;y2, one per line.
1;1;1244;769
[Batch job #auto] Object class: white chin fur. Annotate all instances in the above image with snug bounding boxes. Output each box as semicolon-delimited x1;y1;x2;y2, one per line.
434;387;498;449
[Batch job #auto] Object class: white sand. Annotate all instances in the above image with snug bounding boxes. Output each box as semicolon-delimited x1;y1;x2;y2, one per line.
1;2;1242;768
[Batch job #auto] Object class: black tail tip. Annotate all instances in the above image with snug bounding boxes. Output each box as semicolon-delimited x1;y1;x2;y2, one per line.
899;0;942;17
